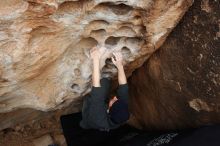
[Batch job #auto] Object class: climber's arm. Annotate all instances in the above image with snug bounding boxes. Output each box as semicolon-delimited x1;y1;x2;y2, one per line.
117;64;127;85
112;52;129;103
117;65;129;103
111;52;127;85
83;47;109;129
90;47;101;87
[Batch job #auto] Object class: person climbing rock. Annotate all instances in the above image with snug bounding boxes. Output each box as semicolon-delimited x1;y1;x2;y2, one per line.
60;47;220;146
79;46;130;131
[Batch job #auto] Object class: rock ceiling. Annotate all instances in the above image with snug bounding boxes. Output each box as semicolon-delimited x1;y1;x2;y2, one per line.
0;0;193;113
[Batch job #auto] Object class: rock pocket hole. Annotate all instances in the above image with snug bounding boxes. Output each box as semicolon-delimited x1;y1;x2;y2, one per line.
102;58;116;72
126;37;142;44
105;58;114;65
0;77;9;82
121;47;131;58
100;3;133;15
111;4;133;15
105;36;121;46
58;1;82;13
89;20;109;27
76;37;98;49
71;83;80;93
117;26;136;36
90;29;106;36
74;69;81;76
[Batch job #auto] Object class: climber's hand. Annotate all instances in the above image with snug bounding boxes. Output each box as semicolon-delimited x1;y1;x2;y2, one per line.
112;52;127;84
111;52;123;69
90;46;107;61
90;46;101;61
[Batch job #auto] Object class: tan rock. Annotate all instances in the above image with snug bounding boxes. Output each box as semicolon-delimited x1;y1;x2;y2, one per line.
53;134;67;146
33;134;54;146
0;0;193;113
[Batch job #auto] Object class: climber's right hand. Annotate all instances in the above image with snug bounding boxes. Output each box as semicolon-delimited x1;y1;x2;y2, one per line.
111;52;124;69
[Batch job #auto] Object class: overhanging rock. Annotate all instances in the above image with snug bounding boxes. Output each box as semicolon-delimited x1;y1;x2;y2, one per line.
0;0;193;112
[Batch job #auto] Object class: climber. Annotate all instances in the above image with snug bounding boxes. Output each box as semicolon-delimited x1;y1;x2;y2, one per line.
79;46;130;131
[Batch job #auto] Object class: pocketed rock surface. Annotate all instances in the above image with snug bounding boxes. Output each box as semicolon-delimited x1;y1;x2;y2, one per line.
0;0;192;113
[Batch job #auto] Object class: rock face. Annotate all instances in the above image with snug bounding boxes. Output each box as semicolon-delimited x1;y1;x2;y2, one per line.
0;0;193;113
129;0;220;130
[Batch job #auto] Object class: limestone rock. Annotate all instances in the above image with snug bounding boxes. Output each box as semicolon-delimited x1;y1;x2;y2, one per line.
53;134;67;146
128;0;220;130
0;0;193;112
32;134;53;146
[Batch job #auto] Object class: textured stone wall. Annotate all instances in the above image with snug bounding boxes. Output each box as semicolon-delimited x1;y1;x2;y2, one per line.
0;0;193;113
128;0;220;130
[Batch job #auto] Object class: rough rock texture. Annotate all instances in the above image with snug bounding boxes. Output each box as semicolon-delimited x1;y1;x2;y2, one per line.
0;0;193;113
0;112;66;146
129;0;220;130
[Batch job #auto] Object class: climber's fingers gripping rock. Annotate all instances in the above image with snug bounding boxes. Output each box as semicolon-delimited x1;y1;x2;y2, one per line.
111;52;123;69
90;46;101;60
90;46;107;61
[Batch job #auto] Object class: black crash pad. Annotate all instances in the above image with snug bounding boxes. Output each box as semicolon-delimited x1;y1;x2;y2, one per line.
60;113;220;146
